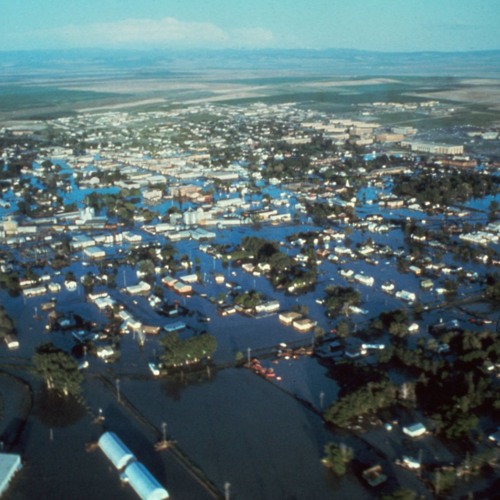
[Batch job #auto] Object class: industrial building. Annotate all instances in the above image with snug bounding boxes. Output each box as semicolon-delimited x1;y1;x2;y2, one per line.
121;461;169;500
98;431;136;470
0;453;22;496
400;140;464;155
98;432;169;500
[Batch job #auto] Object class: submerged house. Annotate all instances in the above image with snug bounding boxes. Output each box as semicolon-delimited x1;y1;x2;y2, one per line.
402;422;427;438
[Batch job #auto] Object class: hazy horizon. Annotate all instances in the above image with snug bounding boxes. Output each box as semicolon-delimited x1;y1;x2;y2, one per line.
2;1;499;53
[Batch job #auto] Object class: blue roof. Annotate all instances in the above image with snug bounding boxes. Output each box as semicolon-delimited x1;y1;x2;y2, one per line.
163;321;186;332
0;453;22;497
123;461;169;500
98;432;136;470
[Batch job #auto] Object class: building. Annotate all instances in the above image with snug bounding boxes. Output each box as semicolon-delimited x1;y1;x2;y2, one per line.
97;433;169;499
83;246;106;259
121;461;169;500
172;281;192;294
279;311;302;325
402;422;427;438
126;281;152;295
98;432;136;470
4;334;19;350
0;453;22;497
293;318;317;332
163;321;186;333
401;140;464;155
354;273;374;287
179;273;198;284
22;285;47;297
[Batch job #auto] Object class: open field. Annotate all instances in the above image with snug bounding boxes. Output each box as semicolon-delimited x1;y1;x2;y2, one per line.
0;49;499;126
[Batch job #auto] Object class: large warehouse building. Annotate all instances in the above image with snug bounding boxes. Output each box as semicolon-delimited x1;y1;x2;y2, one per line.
0;453;22;497
98;431;169;500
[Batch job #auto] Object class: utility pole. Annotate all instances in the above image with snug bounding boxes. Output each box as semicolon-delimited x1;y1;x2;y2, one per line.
319;391;325;410
224;482;231;500
116;378;121;402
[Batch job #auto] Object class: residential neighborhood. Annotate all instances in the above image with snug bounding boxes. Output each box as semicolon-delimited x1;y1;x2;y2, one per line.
1;76;499;499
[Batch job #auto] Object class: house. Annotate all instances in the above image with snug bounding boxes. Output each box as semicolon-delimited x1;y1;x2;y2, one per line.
408;323;419;333
48;282;61;293
161;276;177;287
354;273;374;286
362;465;387;487
179;273;198;284
83;246;105;259
96;346;115;359
395;290;416;303
279;311;302;325
4;334;19;350
255;300;280;314
403;422;427;438
122;231;142;243
94;295;115;310
142;325;161;335
126;281;151;295
173;281;192;294
420;279;434;290
293;318;317;332
163;321;186;333
22;286;47;297
488;429;500;446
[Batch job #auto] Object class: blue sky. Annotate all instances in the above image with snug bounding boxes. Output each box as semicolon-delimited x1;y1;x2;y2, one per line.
2;0;499;52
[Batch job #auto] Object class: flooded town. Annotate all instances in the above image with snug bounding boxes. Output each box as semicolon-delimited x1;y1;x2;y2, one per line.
0;65;499;499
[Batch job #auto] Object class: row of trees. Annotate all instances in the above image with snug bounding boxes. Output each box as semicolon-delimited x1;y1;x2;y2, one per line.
324;379;397;428
0;305;15;339
323;285;361;317
233;236;318;292
322;442;354;475
375;328;500;440
160;333;217;369
393;169;499;206
0;269;20;295
416;330;499;439
32;342;83;397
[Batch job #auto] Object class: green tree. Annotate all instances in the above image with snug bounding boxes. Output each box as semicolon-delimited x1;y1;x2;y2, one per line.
337;320;350;338
322;442;354;475
33;343;84;397
161;333;216;369
381;489;417;500
81;272;95;293
324;380;397;428
0;306;15;339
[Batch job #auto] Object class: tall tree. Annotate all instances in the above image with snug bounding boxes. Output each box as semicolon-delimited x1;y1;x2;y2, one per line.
33;343;84;397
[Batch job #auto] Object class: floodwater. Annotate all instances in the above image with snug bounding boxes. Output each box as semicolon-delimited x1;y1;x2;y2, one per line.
2;183;500;498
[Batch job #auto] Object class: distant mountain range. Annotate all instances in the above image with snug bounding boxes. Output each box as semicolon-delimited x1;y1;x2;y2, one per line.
0;48;499;81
